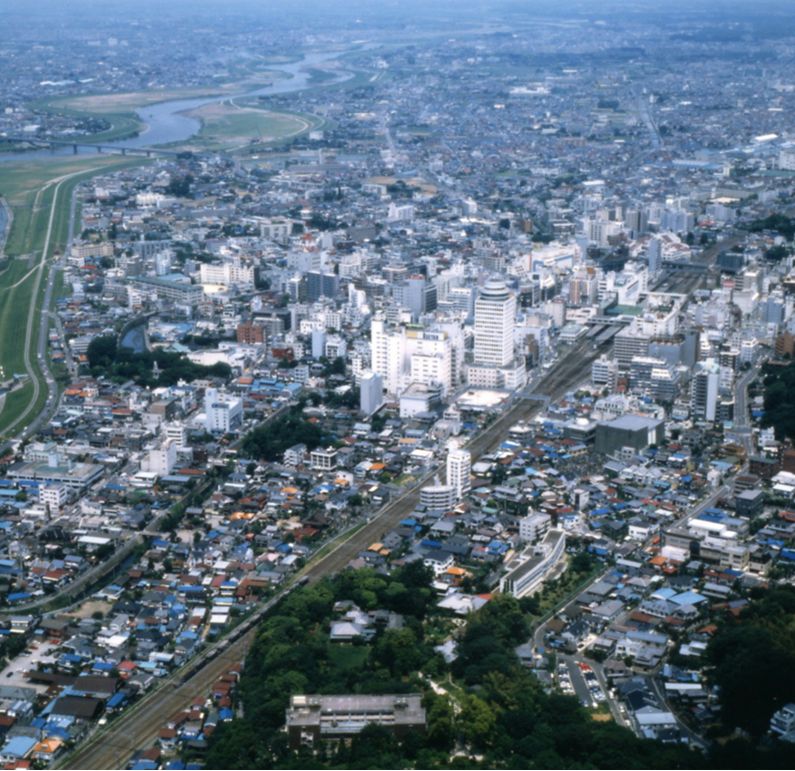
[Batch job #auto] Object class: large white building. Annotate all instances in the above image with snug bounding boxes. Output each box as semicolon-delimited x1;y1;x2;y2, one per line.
467;279;526;389
691;360;720;422
205;388;243;433
519;512;552;544
143;440;178;476
199;262;255;286
40;483;69;512
446;449;471;501
474;279;515;367
371;316;459;397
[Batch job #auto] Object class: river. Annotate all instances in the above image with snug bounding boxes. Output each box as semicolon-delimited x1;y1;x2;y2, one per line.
0;49;356;163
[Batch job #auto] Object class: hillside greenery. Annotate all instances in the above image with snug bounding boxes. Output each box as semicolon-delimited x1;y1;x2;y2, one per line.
704;585;795;739
203;567;723;770
760;359;795;440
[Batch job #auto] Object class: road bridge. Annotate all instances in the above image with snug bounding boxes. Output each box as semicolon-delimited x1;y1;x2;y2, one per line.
0;136;226;162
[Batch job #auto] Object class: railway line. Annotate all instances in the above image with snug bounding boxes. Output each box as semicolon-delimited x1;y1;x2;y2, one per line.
62;339;602;769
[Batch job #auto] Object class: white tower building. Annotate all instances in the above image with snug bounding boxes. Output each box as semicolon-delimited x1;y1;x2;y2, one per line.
447;448;471;501
467;279;526;389
474;279;515;367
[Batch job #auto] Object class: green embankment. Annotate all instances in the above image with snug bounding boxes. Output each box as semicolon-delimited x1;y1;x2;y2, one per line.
0;156;151;438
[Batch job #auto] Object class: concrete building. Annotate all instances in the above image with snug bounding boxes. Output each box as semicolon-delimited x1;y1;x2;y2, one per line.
311;328;326;360
467;279;526;389
310;447;337;471
594;415;665;455
307;271;339;302
419;483;457;511
371;316;457;397
204;388;243;434
199;262;254;286
500;529;566;597
691;360;720;422
360;371;383;416
519;512;552;544
39;484;68;512
286;694;426;749
143;440;177;476
446;448;471;501
237;323;265;344
130;276;204;306
473;278;515;367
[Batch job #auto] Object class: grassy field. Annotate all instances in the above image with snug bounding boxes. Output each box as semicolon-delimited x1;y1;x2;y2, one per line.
169;100;327;152
0;155;151;438
24;71;290;147
327;645;369;671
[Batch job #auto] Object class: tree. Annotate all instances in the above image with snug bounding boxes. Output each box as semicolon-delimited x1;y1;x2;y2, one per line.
165;175;193;198
424;692;456;749
457;693;498;749
87;335;118;369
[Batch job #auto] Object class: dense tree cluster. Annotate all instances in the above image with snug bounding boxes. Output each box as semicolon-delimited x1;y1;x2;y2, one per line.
760;359;795;440
705;585;795;738
746;212;795;241
203;567;727;770
241;410;326;461
86;335;231;387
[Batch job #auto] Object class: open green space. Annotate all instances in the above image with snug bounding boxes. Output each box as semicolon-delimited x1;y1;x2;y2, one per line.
24;72;290;148
0;383;35;437
0;155;151;439
165;101;328;153
327;645;369;671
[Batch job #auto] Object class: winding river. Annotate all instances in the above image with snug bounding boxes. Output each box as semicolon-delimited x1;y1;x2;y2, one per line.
0;49;354;163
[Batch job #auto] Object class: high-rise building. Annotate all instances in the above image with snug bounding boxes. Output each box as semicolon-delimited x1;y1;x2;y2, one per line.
647;235;662;274
360;371;383;416
691;361;720;422
474;279;515;367
311;328;326;359
447;448;471;501
467;279;525;389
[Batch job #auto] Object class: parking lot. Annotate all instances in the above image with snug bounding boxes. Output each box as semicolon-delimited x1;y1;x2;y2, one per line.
2;639;61;693
557;657;608;709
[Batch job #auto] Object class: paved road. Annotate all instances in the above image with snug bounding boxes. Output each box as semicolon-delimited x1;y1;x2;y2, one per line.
732;361;761;458
646;674;709;750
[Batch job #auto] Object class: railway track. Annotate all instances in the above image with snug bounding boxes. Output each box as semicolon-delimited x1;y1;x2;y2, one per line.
62;339;602;769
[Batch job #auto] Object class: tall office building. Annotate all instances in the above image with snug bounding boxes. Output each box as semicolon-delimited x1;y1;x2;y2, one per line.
447;448;471;501
311;327;326;359
467;279;526;389
360;371;384;416
474;279;515;367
